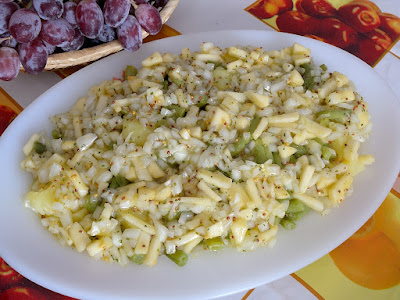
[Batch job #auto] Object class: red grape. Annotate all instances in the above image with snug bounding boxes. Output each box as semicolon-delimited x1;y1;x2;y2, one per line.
33;0;64;21
43;39;56;54
76;0;104;39
135;3;162;35
0;2;18;35
1;35;17;47
18;38;48;74
98;24;116;42
60;27;84;51
133;0;148;4
153;0;169;9
103;0;130;28
40;18;75;46
9;8;42;43
0;46;20;81
63;2;78;27
117;15;142;51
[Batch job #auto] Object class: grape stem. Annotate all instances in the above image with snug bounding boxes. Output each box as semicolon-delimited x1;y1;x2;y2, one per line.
0;36;11;43
130;0;139;10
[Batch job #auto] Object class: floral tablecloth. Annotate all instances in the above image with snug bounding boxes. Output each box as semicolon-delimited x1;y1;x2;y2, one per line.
1;0;400;299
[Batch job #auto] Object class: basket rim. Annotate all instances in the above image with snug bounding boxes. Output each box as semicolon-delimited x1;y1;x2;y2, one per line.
21;0;180;71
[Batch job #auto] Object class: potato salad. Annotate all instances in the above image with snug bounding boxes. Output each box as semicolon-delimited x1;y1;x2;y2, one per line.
20;42;373;266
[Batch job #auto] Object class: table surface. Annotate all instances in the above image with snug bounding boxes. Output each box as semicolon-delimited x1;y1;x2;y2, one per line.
1;1;400;299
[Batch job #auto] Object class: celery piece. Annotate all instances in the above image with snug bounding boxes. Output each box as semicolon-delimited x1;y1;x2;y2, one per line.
162;211;181;222
264;144;273;162
301;63;314;90
167;105;186;119
204;237;225;251
109;175;131;189
320;64;327;71
124;65;137;79
249;116;261;135
33;141;46;154
290;143;309;158
166;250;188;267
321;145;336;161
316;109;352;124
231;134;251;157
254;139;267;164
84;194;100;213
272;152;282;167
196;95;209;108
157;119;169;127
130;254;146;265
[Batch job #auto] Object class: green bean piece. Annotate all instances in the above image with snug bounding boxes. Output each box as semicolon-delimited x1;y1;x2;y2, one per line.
124;65;138;79
231;134;251;157
319;117;330;127
254;139;267;164
33;141;46;154
157;119;169;127
287;199;307;213
130;254;146;265
280;217;296;230
167;105;186;119
196;95;209;108
166;250;188;267
286;207;310;221
316;109;352;124
51;129;63;139
249;116;261;135
84;194;100;213
162;211;181;222
290;143;309;158
272;152;282;167
109;175;131;189
204;237;225;251
320;64;327;71
321;145;336;161
301;63;314;90
312;137;324;145
264;144;274;162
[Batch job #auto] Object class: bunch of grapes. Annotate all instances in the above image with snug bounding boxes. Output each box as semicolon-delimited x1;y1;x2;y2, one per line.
0;0;168;81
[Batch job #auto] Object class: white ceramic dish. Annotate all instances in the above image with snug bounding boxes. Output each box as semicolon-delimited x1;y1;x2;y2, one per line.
0;30;399;300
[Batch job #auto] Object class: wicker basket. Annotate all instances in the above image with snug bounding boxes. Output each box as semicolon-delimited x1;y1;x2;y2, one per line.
43;0;179;70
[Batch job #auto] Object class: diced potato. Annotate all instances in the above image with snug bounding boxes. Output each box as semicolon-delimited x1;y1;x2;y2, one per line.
326;89;355;105
318;78;337;99
235;116;250;130
252;117;269;140
127;77;142;93
228;47;248;59
217;91;247;102
198;180;222;201
213;67;232;90
293;193;324;212
301;116;332;138
134;231;151;255
197;169;232;189
342;137;360;162
221;96;240;115
122;213;156;235
26;186;56;215
268;112;299;124
142;52;163;67
333;72;349;87
66;170;89;197
209;107;231;131
147;162;166;179
299;165;315;193
293;130;315;145
69;222;91;252
144;236;162;266
328;175;353;205
175;89;189;108
23;133;40;156
227;59;244;71
316;174;336;190
245;179;262;207
205;221;224;239
277;145;297;159
292;43;311;55
154;185;172;202
245;90;270;108
287;70;304;87
292;54;311;66
196;53;222;62
231;217;247;244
